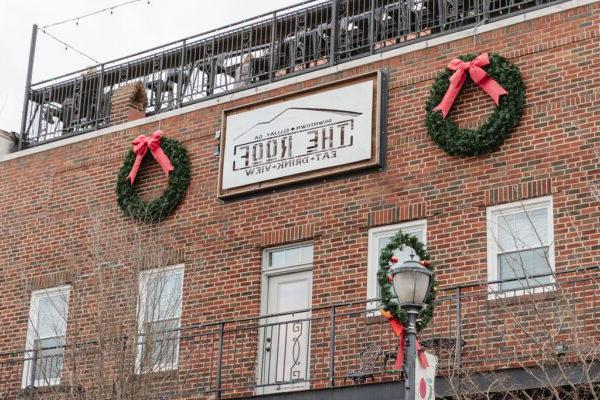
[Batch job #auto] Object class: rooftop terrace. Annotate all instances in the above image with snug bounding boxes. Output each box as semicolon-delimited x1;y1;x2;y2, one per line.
20;0;563;148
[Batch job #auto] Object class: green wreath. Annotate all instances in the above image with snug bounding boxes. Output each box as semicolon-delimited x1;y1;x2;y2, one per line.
377;230;437;331
425;53;526;157
116;137;190;223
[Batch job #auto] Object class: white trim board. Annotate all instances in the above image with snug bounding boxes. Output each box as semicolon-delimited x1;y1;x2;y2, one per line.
2;0;597;163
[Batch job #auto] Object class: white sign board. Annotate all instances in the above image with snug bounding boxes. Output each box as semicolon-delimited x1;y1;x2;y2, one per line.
218;74;381;197
415;352;437;400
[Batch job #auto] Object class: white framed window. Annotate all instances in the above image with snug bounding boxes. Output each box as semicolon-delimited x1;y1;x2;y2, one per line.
22;286;70;388
263;243;314;272
487;196;555;295
137;264;184;373
367;220;427;310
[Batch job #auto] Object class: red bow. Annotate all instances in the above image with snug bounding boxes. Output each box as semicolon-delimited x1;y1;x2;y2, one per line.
433;53;508;118
385;314;429;370
127;130;174;184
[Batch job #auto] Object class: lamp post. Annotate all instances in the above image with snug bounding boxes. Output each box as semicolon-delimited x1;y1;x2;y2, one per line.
389;257;433;400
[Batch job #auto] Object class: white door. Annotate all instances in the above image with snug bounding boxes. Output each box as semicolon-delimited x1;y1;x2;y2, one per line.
259;270;312;394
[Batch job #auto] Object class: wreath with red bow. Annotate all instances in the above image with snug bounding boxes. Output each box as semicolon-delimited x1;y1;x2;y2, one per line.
116;131;190;223
425;53;526;157
377;230;437;331
377;230;437;371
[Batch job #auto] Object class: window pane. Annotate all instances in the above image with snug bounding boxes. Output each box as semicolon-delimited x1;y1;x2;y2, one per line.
269;250;285;267
267;245;313;268
499;247;552;291
515;208;548;249
498;208;548;252
301;245;313;264
377;236;392;254
285;247;302;266
141;319;179;371
159;273;183;320
146;271;183;321
497;213;515;251
37;292;68;338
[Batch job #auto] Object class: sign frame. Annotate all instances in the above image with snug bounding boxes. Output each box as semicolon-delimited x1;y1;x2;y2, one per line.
217;71;386;199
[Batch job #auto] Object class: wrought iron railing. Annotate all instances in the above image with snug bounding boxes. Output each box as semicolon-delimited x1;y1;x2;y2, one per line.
20;346;64;389
21;0;562;147
1;266;597;398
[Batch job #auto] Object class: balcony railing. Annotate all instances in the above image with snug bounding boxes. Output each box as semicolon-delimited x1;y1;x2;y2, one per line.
1;267;597;399
21;0;562;147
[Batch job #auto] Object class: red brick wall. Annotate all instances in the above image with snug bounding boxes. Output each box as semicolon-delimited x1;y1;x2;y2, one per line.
0;3;598;398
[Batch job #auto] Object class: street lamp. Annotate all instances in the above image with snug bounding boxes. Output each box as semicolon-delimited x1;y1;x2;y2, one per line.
389;257;433;400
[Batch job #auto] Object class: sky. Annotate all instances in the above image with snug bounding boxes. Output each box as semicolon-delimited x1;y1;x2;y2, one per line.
0;0;301;132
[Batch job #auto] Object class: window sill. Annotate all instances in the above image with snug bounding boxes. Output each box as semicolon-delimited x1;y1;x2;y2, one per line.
20;384;84;395
486;286;557;307
135;367;179;379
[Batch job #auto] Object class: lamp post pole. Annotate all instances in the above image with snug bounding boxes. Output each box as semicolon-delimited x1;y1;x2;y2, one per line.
390;256;433;400
404;308;419;400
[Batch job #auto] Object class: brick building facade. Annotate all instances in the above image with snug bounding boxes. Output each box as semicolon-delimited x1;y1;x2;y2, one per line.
0;0;599;399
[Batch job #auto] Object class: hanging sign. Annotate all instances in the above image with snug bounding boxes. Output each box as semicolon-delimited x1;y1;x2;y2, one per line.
218;72;384;198
415;352;437;400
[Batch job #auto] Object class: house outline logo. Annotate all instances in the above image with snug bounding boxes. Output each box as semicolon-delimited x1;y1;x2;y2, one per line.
232;107;363;142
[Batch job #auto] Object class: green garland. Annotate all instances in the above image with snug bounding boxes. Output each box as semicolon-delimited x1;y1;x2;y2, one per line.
377;230;437;332
425;53;526;157
116;137;190;223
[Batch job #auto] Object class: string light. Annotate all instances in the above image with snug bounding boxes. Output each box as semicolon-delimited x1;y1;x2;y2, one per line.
35;0;152;66
41;0;151;29
40;29;99;64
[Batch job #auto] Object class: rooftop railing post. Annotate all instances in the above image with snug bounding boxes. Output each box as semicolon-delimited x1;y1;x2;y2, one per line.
407;0;413;39
216;322;225;399
268;11;278;83
369;0;376;54
330;0;339;65
328;305;336;388
95;64;105;130
177;39;186;109
208;37;216;96
480;0;490;21
19;24;38;150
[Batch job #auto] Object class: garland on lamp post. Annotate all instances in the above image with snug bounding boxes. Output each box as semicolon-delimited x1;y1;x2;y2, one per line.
425;53;526;157
116;131;190;223
377;230;437;332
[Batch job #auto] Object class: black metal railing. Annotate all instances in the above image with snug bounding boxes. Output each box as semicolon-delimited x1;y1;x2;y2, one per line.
21;0;561;147
19;346;64;389
1;266;597;398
